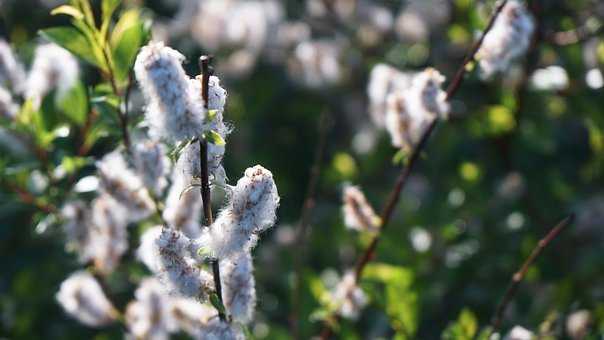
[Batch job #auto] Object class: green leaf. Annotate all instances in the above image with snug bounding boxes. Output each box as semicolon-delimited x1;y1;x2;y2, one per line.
209;293;227;315
59;156;90;174
70;0;95;28
57;81;88;126
365;264;418;338
50;5;84;20
101;0;121;39
71;20;109;72
442;308;478;340
39;27;105;70
206;130;226;146
110;9;144;83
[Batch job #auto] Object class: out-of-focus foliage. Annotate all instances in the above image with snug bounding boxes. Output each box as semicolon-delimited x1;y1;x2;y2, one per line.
1;0;604;339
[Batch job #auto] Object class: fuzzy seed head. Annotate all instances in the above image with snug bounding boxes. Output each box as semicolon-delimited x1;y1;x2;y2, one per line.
133;140;170;196
126;278;177;340
385;68;448;150
332;271;368;320
0;39;26;93
56;271;117;327
342;185;380;232
134;41;206;142
476;0;535;78
220;251;256;324
25;43;79;108
367;63;415;127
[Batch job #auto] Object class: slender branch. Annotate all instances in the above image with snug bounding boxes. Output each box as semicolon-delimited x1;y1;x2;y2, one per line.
100;43;131;152
198;55;226;322
318;2;510;338
490;214;575;334
290;111;330;339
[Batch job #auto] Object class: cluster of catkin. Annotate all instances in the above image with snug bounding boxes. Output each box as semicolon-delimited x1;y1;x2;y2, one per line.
56;41;280;339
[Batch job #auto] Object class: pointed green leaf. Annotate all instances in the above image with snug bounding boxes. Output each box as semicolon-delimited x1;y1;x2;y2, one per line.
110;9;144;83
101;0;121;39
206;130;226;146
39;27;105;70
50;5;84;20
57;81;88;126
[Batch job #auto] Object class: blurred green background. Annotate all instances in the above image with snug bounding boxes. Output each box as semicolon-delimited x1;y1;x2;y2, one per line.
1;0;603;339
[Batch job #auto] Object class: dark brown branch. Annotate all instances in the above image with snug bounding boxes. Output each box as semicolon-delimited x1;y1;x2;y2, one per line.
318;2;510;338
490;214;575;334
290;112;330;339
445;0;508;98
198;55;226;322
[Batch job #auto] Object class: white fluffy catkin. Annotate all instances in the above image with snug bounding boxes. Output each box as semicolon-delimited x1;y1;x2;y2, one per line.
367;63;415;127
195;165;280;260
476;0;535;78
220;251;256;324
61;200;90;258
85;195;129;274
385;68;448;150
0;86;19;120
138;226;213;299
126;278;177;340
25;43;79;108
133;140;170;196
342;185;380;233
97;150;154;222
56;271;118;327
0;39;26;93
332;271;368;320
134;41;206;142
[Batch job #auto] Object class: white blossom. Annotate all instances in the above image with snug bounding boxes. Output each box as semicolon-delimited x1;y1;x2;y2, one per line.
566;310;591;340
289;39;345;88
196;165;279;260
61;200;90;257
385;68;448;150
504;326;534;340
220;251;256;324
196;319;245;340
126;278;177;340
138;226;213;298
25;43;79;107
0;86;18;119
133;140;170;196
97;150;154;222
367;64;415;127
170;298;217;336
134;41;206;141
342;185;380;232
85;195;129;274
0;39;26;92
476;0;535;78
332;271;367;320
163;168;203;237
530;65;569;91
56;271;117;327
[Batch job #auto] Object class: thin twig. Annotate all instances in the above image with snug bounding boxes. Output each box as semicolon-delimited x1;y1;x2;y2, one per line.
290;111;330;339
198;55;226;322
318;1;510;338
490;214;575;334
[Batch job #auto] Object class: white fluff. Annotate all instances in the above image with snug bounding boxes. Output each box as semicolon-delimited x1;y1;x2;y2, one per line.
196;165;279;260
367;64;415;127
138;226;213;298
332;271;368;320
97;150;154;222
342;185;380;232
220;251;256;324
476;0;535;78
134;41;206;142
133;140;170;196
25;43;79;108
56;271;117;327
0;39;26;93
84;195;129;274
385;68;448;150
126;278;177;340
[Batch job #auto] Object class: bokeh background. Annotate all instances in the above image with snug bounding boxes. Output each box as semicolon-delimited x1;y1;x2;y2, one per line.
1;0;603;339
